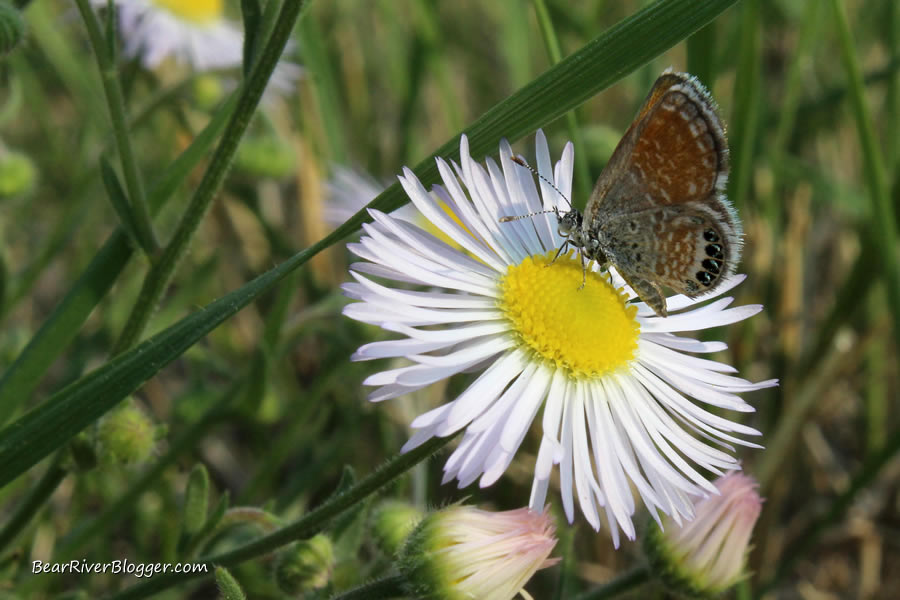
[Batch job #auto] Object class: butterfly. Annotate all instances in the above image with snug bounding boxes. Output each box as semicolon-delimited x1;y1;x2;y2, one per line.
503;69;741;318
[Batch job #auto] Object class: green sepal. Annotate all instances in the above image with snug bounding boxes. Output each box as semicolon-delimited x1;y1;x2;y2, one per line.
215;566;247;600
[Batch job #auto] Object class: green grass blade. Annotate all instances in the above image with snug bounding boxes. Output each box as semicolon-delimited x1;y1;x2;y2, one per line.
727;0;760;211
0;0;738;489
830;0;900;351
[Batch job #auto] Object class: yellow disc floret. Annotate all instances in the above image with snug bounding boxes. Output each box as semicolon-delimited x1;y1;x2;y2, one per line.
499;251;640;378
152;0;223;23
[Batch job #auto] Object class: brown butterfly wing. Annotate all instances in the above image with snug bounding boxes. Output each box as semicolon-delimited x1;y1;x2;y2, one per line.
600;206;742;317
582;70;741;315
584;71;691;224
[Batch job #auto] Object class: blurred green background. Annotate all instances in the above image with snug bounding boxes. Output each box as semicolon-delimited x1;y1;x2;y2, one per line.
0;0;898;598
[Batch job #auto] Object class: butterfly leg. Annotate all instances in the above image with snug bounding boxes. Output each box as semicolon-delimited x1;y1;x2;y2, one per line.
547;241;569;267
619;272;668;317
578;250;587;290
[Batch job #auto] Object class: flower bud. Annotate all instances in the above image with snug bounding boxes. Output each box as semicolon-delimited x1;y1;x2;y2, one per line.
95;400;158;465
182;463;210;537
399;505;558;600
192;74;225;110
0;151;36;199
644;473;763;598
273;534;334;595
371;500;424;556
0;3;26;57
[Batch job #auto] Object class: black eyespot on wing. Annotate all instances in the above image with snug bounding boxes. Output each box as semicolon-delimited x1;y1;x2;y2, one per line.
702;258;720;274
696;271;713;286
684;279;699;293
705;244;724;259
704;229;719;242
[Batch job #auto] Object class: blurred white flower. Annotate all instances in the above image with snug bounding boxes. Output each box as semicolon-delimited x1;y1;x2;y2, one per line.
95;0;301;97
343;131;776;544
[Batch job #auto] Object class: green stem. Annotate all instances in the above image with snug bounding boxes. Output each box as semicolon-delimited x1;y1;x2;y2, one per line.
757;429;900;596
0;454;66;553
571;566;651;600
111;0;306;356
329;574;406;600
73;0;159;257
532;0;592;201
102;435;456;600
830;0;900;352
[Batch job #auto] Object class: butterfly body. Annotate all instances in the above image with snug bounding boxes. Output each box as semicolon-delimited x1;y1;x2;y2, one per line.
553;69;741;317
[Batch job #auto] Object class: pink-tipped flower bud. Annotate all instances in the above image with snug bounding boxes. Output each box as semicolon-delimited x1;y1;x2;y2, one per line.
399;505;558;600
645;473;763;598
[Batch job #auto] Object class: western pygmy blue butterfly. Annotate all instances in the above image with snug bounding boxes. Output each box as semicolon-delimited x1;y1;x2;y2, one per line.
502;69;741;318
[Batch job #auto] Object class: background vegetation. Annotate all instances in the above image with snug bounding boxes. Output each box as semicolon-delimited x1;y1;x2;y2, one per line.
0;0;897;598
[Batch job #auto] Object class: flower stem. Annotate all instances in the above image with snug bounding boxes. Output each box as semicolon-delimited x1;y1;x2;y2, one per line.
329;574;406;600
571;566;651;600
101;435;456;600
111;0;306;356
73;0;159;257
0;453;66;553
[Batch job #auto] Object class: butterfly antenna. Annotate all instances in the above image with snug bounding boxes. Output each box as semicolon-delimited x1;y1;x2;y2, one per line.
499;209;556;223
510;155;572;210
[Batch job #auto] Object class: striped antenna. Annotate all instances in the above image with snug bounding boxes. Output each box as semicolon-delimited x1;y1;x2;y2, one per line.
510;155;572;210
499;209;556;223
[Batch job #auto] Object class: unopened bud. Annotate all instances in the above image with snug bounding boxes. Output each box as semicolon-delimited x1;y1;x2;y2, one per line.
644;473;763;598
95;399;158;465
0;151;36;199
273;534;334;594
371;500;423;556
399;505;558;600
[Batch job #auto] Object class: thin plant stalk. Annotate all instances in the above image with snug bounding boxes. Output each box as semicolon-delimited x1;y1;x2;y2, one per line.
101;435;456;600
73;0;159;256
111;0;307;355
330;575;406;600
0;454;65;553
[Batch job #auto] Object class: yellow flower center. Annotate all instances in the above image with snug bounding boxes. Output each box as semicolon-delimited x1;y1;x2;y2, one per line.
499;251;640;378
151;0;223;23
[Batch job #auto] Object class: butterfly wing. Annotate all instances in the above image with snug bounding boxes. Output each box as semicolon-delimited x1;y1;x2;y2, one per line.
582;70;740;314
600;205;741;317
585;69;731;221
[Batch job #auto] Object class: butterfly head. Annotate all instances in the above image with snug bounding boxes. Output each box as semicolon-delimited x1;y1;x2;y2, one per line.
556;208;582;237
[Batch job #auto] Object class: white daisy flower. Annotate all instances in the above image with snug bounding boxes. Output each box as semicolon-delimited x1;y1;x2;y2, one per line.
343;131;776;545
96;0;301;96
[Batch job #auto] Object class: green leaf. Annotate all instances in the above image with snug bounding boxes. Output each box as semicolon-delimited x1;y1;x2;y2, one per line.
0;0;739;490
99;157;142;252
